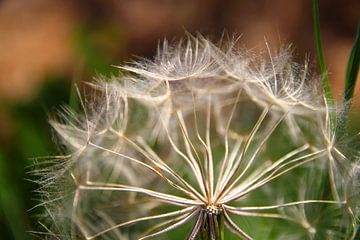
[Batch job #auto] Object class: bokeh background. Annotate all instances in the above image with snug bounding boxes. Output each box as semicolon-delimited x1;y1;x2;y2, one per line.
0;0;358;239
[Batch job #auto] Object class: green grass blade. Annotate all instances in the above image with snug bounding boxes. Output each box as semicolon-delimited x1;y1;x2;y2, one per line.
344;24;360;106
336;24;360;136
312;0;334;108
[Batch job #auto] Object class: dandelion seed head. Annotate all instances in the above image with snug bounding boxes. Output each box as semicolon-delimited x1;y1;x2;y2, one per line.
34;35;359;240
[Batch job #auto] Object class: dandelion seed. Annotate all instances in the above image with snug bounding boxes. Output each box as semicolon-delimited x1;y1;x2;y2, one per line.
34;36;359;240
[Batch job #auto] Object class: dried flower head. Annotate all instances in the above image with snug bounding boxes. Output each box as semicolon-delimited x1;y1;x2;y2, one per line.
34;36;359;240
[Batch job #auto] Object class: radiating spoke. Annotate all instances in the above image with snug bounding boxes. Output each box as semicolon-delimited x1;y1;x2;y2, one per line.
86;206;195;239
109;128;203;201
220;150;325;203
187;210;205;240
176;110;208;199
139;209;200;240
225;112;288;193
205;94;215;201
215;89;242;197
79;182;201;206
215;106;269;202
224;207;294;222
223;209;253;240
192;90;211;200
153;106;206;201
225;199;344;211
88;141;200;201
224;144;310;200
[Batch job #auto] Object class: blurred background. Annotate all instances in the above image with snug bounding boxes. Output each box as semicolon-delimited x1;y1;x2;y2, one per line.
0;0;358;239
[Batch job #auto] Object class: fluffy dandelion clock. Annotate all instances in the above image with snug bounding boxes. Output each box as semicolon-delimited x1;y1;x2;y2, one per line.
34;37;359;240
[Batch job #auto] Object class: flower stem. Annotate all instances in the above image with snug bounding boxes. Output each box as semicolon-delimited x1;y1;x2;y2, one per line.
196;212;224;240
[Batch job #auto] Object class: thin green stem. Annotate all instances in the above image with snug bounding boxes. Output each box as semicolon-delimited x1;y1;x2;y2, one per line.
344;24;360;103
195;212;225;240
337;23;360;136
313;0;334;110
217;213;224;240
